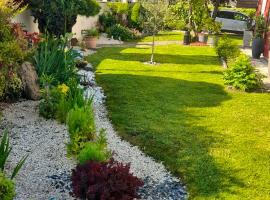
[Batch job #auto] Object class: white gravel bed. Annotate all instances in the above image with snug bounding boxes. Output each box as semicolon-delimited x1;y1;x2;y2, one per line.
0;101;76;200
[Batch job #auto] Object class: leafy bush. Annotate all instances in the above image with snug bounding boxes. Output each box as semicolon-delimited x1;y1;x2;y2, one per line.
224;55;265;91
34;35;78;85
98;12;117;32
0;70;22;101
78;141;110;164
39;86;62;119
107;2;129;15
39;79;84;121
0;130;27;179
0;172;15;200
164;4;186;30
107;24;135;41
71;159;144;200
129;3;141;29
0;41;25;67
215;36;240;62
254;15;268;38
0;8;26;101
67;101;96;154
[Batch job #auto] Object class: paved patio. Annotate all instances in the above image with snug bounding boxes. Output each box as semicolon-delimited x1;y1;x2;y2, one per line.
241;48;270;90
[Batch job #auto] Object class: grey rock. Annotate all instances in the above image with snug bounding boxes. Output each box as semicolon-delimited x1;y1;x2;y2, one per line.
18;62;40;100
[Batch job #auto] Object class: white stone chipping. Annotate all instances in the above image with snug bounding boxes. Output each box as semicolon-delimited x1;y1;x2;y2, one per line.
0;50;187;200
1;101;76;200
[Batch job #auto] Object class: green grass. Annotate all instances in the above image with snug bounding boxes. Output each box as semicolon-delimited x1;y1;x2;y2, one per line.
226;34;243;46
136;31;184;42
89;45;270;200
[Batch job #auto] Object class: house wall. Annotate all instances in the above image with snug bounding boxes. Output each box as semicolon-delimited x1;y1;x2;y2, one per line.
257;0;270;58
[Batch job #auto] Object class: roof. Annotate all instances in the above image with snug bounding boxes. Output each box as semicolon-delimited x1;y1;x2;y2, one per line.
236;0;258;8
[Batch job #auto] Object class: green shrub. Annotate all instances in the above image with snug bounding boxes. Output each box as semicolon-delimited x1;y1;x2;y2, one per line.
215;36;240;62
129;3;141;29
78;141;110;164
254;15;268;39
0;172;15;200
0;41;25;66
0;70;23;101
107;2;129;15
4;72;22;100
224;55;265;91
98;12;117;32
39;78;84;121
39;86;62;119
67;101;96;154
107;24;134;41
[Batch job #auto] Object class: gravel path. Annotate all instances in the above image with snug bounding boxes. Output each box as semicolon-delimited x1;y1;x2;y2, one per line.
0;101;75;200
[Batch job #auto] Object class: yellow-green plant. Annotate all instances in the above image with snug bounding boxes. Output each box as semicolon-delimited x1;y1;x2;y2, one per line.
67;100;96;154
0;172;15;200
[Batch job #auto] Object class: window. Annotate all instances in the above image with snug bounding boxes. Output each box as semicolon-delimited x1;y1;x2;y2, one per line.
216;11;235;20
234;13;248;21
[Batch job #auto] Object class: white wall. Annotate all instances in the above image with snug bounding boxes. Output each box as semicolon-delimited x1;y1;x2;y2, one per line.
11;2;108;40
12;9;39;33
262;0;267;14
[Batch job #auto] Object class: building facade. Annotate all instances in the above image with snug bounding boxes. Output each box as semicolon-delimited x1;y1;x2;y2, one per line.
256;0;270;58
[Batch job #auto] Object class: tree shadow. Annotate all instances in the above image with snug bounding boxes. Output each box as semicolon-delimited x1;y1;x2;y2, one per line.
90;46;220;67
96;73;246;198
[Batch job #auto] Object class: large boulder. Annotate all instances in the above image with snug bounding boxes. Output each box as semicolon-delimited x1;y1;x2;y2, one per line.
18;62;40;100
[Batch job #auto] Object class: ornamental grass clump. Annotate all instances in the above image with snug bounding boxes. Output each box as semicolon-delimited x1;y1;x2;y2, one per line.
224;54;265;91
71;159;144;200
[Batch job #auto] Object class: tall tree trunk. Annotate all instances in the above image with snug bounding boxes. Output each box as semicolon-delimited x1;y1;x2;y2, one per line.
151;32;155;64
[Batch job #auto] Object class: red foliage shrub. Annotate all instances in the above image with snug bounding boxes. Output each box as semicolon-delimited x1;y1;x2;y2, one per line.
71;159;144;200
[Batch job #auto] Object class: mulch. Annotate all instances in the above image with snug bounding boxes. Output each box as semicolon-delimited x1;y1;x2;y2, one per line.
190;42;208;46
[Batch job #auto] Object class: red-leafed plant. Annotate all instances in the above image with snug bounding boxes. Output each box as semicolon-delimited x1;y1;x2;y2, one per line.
71;159;144;200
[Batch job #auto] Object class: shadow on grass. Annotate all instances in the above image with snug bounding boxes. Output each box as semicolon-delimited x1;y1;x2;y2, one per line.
97;73;245;198
91;47;219;67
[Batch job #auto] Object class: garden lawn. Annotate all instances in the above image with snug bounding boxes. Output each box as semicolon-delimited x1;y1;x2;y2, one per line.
137;31;183;42
89;45;270;200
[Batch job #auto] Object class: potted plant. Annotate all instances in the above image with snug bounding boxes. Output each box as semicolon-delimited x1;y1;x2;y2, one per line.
183;26;191;45
204;19;221;46
198;32;208;43
252;16;267;59
82;28;100;49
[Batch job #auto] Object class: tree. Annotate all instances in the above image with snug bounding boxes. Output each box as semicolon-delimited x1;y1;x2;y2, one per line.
211;0;234;19
140;0;169;64
172;0;221;37
12;0;100;36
